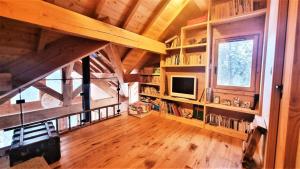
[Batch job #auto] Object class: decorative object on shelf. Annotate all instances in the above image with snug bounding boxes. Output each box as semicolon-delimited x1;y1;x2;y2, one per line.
193;105;204;120
221;99;231;106
165;35;180;48
213;96;220;104
199;37;207;44
188;38;197;45
233;97;240;107
241;101;251;109
206;88;213;103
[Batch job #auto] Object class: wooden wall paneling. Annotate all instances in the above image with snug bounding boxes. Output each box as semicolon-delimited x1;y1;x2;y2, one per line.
262;0;288;168
0;37;108;101
275;0;300;168
164;67;206;102
49;0;101;17
0;0;166;54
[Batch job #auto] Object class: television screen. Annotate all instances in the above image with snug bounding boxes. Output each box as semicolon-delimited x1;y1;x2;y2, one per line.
171;76;196;99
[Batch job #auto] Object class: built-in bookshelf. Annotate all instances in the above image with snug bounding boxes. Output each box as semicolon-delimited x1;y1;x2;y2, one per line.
156;0;267;140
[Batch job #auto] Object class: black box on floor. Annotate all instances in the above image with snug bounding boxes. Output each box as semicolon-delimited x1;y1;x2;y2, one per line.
9;121;61;166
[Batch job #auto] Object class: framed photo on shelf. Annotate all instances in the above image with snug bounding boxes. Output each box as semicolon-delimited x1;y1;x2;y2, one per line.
213;96;220;104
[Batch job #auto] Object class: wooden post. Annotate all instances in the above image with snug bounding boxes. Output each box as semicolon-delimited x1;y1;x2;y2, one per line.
82;56;91;122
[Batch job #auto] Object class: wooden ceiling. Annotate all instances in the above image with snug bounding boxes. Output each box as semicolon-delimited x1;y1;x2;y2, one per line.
0;0;207;100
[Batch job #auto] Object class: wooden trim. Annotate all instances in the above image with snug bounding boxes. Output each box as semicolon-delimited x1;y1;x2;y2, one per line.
263;0;289;168
0;0;166;54
212;34;260;93
275;0;300;168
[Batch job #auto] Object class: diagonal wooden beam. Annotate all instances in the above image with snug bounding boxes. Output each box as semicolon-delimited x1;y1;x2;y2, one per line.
73;62;117;97
0;0;166;54
93;57;114;73
72;85;82;99
0;36;108;100
103;44;129;97
33;82;63;101
90;57;106;73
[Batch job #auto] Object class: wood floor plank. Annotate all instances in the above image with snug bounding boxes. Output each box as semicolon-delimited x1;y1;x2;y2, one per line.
50;113;243;169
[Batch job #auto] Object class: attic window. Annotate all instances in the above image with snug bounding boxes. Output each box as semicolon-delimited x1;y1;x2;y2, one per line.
213;35;259;91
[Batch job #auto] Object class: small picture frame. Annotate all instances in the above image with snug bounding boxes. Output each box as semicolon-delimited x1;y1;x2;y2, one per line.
241;101;251;109
221;99;231;106
213;96;220;104
232;97;240;107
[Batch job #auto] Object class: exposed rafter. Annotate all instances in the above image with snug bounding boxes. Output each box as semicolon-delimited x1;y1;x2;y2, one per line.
0;0;166;54
0;36;108;100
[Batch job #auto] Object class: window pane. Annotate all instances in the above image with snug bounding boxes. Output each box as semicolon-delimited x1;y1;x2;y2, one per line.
10;86;40;104
46;70;62;94
217;39;253;87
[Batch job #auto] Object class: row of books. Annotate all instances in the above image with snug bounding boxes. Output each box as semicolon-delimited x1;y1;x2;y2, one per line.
140;76;160;84
165;53;206;65
206;113;253;133
140;86;159;96
160;101;193;119
212;0;264;20
140;67;160;74
165;35;181;48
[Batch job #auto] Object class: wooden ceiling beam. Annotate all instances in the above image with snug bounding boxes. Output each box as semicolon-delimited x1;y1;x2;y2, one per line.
104;44;127;97
0;36;108;100
0;0;166;54
73;62;117;97
33;82;63;101
94;56;114;73
120;0;141;28
90;58;106;73
122;0;189;73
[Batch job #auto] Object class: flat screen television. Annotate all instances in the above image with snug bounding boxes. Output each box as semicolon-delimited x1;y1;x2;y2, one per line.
171;75;197;100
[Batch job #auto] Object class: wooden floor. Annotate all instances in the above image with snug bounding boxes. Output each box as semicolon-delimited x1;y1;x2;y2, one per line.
49;113;243;169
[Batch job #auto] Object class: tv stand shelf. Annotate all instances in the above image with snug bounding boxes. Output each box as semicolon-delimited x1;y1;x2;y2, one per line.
161;96;204;106
206;103;258;115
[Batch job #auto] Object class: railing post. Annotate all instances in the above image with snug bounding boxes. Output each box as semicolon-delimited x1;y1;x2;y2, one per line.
117;81;121;115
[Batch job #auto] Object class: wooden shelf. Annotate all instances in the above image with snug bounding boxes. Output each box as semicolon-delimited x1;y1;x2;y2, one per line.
165;114;204;128
161;64;206;68
139;93;160;98
182;43;207;49
182;22;207;30
166;46;181;51
210;9;267;26
140;73;160;76
161;96;204;106
204;124;248;140
140;82;160;86
205;103;258;115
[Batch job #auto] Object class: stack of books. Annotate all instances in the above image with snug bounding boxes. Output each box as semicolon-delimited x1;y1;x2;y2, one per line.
212;0;264;20
140;86;159;96
165;53;206;66
140;76;160;84
206;113;253;133
165;35;181;48
160;101;193;119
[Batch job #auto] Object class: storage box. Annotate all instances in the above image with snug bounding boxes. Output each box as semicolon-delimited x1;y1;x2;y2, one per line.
9;122;61;166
